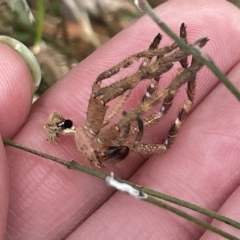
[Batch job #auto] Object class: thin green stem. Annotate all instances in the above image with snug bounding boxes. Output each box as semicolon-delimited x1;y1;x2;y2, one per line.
14;21;78;59
145;196;240;240
34;0;45;46
141;187;240;230
2;138;106;180
3;138;240;231
135;0;240;101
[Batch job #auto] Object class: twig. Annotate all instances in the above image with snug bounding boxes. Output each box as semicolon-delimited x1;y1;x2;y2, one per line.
106;174;239;239
3;138;240;233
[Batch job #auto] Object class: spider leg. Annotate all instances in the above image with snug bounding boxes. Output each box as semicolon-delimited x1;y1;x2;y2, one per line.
102;89;131;127
86;34;176;134
165;56;198;148
130;23;190;134
135;115;144;143
127;141;167;155
114;40;207;137
126;57;201;155
102;33;162;127
129;32;207;135
86;28;207;136
134;54;200;152
179;22;188;68
95;37;207;106
88;59;172;135
164;23;199;148
94;34;176;89
124;25;205;155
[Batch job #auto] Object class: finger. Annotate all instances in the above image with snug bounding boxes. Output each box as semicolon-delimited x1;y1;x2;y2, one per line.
0;137;9;239
200;187;240;239
7;0;240;239
0;42;35;138
0;40;36;238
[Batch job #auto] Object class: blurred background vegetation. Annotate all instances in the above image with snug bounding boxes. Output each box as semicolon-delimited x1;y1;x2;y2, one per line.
0;0;239;97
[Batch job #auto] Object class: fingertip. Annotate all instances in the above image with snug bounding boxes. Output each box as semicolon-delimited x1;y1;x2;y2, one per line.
0;42;37;138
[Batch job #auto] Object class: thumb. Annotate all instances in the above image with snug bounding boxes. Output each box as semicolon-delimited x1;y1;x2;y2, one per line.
0;37;40;239
0;38;40;138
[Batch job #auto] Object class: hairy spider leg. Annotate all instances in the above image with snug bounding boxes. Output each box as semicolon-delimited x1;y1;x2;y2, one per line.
86;44;177;135
102;33;163;127
99;38;206;106
86;42;181;134
163;23;207;148
95;36;176;86
128;22;201;135
122;39;208;156
129;36;208;135
179;22;188;68
132;23;189;135
88;45;195;136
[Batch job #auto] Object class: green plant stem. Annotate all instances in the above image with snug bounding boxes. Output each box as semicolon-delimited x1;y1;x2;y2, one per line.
141;188;240;230
145;196;240;240
2;138;105;179
34;0;45;46
3;138;240;231
13;21;80;60
135;0;240;101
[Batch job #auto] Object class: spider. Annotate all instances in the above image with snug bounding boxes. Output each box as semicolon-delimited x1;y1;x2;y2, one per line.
44;23;208;168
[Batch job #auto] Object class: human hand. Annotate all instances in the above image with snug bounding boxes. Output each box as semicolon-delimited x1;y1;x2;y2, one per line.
2;0;240;239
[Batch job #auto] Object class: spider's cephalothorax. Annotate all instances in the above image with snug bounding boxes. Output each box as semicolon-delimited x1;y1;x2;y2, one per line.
44;23;208;168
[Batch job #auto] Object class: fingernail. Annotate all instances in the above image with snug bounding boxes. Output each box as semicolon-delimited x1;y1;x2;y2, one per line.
0;36;41;92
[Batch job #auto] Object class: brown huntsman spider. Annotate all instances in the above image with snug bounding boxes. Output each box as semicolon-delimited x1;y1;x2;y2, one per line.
44;23;208;168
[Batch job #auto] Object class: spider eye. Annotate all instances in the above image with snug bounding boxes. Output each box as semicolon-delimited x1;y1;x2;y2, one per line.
95;146;129;164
